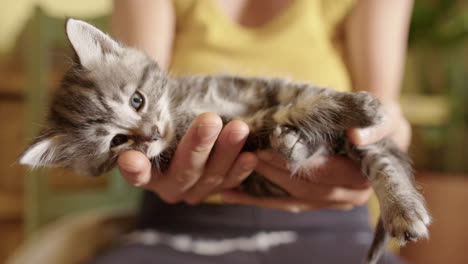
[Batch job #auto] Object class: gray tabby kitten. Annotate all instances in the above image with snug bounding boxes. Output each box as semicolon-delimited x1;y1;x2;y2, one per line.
19;19;430;264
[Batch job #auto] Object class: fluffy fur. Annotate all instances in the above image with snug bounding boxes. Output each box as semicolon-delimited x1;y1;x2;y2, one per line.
19;19;430;263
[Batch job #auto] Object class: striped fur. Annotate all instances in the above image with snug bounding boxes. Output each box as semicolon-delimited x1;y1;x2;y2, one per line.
19;19;430;263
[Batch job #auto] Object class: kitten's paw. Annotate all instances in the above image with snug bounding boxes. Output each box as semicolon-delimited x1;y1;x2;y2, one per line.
269;125;309;163
382;193;431;245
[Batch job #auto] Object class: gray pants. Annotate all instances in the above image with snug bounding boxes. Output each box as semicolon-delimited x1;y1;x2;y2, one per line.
89;192;404;264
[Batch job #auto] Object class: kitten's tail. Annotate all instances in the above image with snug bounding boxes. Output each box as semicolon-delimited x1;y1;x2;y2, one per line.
367;217;391;264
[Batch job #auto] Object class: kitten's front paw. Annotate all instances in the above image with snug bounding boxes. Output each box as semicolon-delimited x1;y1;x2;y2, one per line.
269;125;309;163
382;193;431;245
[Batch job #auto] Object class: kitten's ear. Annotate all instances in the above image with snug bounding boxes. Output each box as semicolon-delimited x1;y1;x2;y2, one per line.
65;18;121;67
19;134;64;168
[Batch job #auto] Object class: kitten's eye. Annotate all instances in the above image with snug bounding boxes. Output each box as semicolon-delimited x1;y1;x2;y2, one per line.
110;134;128;148
130;92;144;111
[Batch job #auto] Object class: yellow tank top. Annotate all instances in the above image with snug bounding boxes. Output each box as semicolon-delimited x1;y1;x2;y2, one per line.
170;0;356;92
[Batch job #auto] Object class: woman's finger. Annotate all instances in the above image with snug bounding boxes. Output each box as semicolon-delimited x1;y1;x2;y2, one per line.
220;152;258;190
254;160;296;191
390;117;411;150
152;113;223;203
257;149;367;186
221;191;354;212
347;121;391;146
347;101;397;146
347;100;411;150
302;155;368;186
255;160;372;204
256;150;288;170
184;120;250;204
117;150;153;187
347;114;410;150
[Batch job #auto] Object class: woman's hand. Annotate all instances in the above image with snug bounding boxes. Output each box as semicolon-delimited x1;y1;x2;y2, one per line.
117;113;258;204
222;150;372;212
221;101;411;212
348;100;411;150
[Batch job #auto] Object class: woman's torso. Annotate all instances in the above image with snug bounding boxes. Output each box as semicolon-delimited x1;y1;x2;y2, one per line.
169;0;356;92
138;0;371;231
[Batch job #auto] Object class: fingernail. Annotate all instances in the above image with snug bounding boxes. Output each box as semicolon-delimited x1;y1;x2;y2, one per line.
228;131;247;145
197;124;220;141
258;151;273;161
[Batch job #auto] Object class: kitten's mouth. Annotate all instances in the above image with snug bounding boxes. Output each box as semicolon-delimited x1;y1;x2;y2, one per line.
146;140;167;160
135;123;173;159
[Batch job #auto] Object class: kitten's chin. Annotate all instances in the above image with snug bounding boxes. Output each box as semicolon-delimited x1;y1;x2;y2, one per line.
146;141;167;159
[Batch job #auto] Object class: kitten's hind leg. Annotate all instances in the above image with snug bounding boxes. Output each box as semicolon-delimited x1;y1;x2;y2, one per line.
268;90;382;173
273;90;384;134
346;139;431;246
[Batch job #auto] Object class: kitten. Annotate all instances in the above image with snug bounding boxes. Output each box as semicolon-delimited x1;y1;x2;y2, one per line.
19;19;430;264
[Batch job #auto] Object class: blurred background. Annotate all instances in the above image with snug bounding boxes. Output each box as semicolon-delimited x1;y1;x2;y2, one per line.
0;0;467;263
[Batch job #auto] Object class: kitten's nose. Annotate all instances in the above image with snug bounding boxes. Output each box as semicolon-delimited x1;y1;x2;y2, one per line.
134;125;161;142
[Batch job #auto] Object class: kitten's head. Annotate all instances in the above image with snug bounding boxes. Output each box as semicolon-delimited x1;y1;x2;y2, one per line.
19;19;174;176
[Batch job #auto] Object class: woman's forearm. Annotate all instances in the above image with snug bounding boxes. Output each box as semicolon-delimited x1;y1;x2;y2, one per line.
111;0;175;70
345;0;414;103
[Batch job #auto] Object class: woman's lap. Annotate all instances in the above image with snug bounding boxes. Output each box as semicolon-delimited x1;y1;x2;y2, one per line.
89;231;404;264
89;192;405;264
